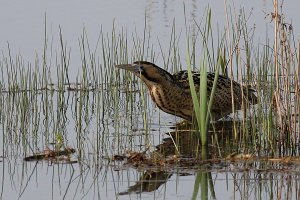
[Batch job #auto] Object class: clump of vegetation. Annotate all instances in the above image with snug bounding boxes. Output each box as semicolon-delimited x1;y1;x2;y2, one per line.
184;1;299;158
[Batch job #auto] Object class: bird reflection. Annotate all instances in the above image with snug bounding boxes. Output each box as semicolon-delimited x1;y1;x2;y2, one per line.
118;119;238;196
118;170;172;195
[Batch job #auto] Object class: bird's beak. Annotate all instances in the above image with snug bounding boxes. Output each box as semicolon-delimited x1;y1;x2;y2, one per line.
115;64;142;75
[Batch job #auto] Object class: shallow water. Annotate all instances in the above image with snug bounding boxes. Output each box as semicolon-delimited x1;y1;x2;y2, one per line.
0;87;299;200
2;161;298;199
1;1;300;200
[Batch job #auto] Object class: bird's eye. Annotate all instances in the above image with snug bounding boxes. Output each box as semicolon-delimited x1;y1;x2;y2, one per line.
133;65;144;74
138;66;144;73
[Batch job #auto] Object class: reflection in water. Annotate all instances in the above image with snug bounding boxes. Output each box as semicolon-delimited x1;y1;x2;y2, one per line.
146;0;198;30
2;154;299;199
0;87;299;199
163;0;169;27
116;118;300;199
118;120;234;197
118;170;172;195
157;120;236;158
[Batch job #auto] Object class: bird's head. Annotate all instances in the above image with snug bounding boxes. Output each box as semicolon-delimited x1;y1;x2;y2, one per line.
115;61;173;86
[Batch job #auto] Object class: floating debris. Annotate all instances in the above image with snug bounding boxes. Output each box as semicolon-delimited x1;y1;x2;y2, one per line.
112;155;127;161
226;153;254;161
24;147;76;164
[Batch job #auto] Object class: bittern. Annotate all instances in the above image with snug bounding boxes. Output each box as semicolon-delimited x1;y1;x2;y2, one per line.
116;61;257;121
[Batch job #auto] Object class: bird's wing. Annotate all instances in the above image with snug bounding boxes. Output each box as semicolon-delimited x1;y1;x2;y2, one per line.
172;71;216;93
173;70;257;109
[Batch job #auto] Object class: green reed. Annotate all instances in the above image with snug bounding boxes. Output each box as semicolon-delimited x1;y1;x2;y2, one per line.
184;8;225;146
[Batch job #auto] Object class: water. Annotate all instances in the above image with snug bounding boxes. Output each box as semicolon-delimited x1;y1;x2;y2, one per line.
1;1;300;79
1;1;300;199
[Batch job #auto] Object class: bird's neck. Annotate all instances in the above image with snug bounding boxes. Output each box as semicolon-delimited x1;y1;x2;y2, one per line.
145;77;181;96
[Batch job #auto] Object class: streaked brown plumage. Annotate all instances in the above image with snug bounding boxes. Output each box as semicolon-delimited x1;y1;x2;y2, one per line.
116;61;257;121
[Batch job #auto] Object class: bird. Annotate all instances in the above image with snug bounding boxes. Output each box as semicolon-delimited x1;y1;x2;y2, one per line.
116;61;257;121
